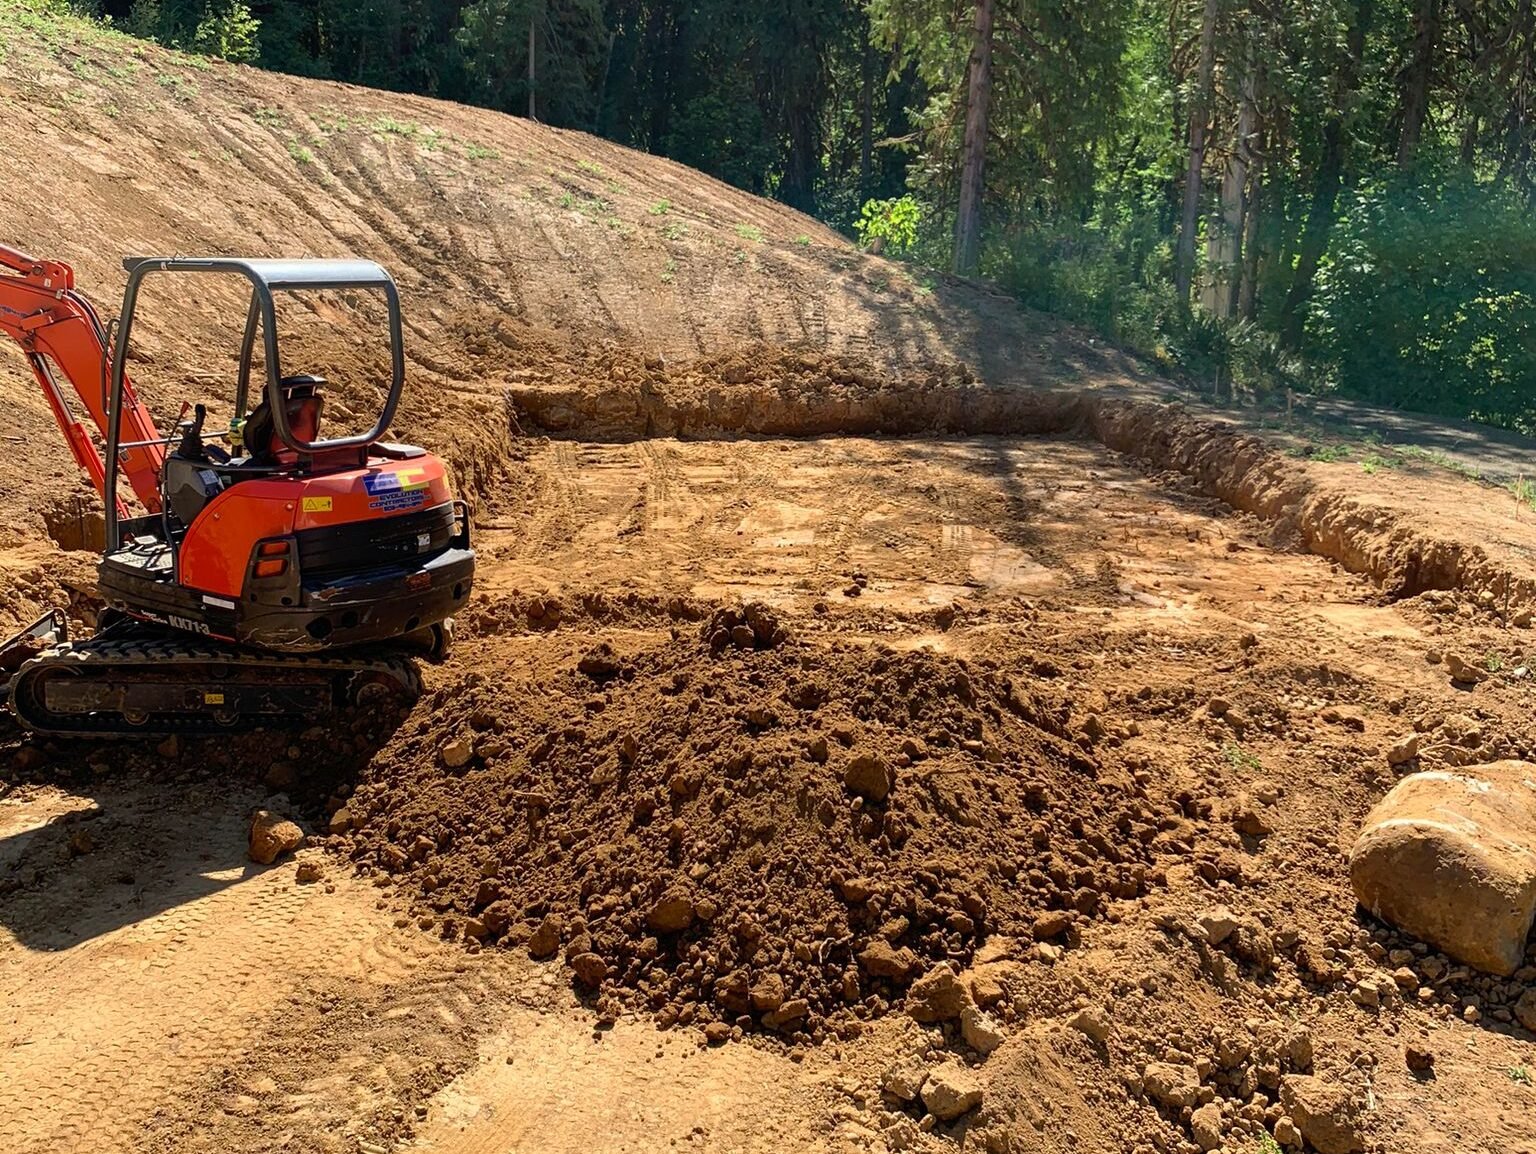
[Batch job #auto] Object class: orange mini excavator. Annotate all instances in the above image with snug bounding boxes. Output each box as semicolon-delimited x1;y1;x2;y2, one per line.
0;243;474;734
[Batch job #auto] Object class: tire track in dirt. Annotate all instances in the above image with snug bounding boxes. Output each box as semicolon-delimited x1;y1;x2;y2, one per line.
0;851;413;1151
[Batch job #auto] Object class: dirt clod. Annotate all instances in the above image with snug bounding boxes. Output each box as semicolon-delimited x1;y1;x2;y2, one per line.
842;753;894;803
920;1061;983;1121
1280;1075;1364;1154
248;811;304;866
905;963;972;1023
1143;1061;1200;1109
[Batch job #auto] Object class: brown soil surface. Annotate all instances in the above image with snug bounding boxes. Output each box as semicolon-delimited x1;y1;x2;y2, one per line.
4;12;1536;1154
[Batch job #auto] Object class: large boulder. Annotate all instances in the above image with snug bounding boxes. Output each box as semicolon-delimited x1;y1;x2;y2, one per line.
1349;762;1536;976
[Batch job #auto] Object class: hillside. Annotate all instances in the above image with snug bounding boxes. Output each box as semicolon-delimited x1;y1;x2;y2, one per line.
0;1;1142;546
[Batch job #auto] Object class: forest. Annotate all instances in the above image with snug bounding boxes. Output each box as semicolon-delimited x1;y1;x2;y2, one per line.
74;0;1536;432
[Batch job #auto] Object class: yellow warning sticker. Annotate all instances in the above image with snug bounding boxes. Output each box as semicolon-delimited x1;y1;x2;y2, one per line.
204;692;226;705
302;496;333;513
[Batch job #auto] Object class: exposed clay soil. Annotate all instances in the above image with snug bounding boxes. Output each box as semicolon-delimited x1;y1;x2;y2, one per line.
338;618;1154;1037
5;12;1536;1154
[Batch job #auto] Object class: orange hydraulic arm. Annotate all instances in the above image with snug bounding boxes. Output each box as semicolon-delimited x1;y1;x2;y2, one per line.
0;243;165;519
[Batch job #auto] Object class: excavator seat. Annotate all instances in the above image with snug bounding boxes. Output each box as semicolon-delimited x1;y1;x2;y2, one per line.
244;374;326;462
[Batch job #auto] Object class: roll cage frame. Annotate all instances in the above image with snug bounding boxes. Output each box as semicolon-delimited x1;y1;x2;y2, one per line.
105;256;407;551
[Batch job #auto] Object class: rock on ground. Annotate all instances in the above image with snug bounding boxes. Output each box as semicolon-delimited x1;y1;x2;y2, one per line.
248;810;304;865
960;1004;1005;1055
1280;1075;1364;1154
1190;1101;1223;1152
905;963;972;1023
920;1061;983;1121
1349;762;1536;975
1515;989;1536;1032
1142;1062;1200;1109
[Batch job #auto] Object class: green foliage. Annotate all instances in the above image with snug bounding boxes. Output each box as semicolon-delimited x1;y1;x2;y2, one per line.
1312;177;1536;433
734;224;764;243
124;0;259;62
457;0;607;127
855;195;920;255
1222;743;1262;772
191;0;258;61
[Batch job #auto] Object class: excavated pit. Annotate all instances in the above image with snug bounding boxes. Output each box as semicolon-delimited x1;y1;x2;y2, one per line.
494;346;1536;611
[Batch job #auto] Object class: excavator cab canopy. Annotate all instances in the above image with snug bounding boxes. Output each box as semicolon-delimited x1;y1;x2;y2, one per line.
106;256;407;549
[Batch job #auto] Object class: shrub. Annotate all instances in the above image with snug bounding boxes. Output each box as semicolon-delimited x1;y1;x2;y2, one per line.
1311;176;1536;432
855;195;922;256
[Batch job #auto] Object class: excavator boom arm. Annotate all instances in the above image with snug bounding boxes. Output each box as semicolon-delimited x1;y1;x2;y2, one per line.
0;243;165;517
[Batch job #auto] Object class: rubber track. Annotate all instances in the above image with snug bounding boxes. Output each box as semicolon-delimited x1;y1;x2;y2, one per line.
8;631;421;737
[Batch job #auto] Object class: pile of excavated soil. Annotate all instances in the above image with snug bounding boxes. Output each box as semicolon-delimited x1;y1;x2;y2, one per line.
333;606;1155;1039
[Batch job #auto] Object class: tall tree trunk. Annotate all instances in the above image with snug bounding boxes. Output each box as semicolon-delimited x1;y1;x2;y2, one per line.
954;0;995;277
1280;0;1373;348
1175;0;1220;309
784;103;818;214
1397;0;1440;165
1460;111;1480;166
528;8;537;121
1205;62;1257;317
860;29;875;200
1238;164;1262;321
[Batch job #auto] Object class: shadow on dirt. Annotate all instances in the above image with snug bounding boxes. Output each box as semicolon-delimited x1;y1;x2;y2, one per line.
0;703;410;950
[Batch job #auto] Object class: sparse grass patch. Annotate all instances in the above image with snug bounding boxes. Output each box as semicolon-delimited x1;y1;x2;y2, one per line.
155;71;197;98
663;222;689;241
1306;443;1351;463
286;139;316;166
372;115;420;137
735;223;764;243
1222;742;1263;772
661;258;677;284
576;158;604;176
1510;1064;1533;1085
252;105;285;127
464;142;500;160
650;199;671;215
1359;452;1392;475
794;234;811;246
1486;651;1505;673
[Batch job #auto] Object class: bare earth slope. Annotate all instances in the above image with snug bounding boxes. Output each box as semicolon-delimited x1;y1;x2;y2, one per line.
0;5;1136;539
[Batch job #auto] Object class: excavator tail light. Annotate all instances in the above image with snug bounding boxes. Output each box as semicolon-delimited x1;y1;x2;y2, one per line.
255;558;288;579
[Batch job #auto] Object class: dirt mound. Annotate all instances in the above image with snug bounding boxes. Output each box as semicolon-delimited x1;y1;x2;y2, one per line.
333;620;1153;1038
